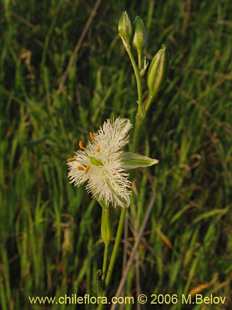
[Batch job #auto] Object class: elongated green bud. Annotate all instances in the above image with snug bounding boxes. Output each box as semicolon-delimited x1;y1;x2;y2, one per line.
147;46;166;100
101;204;111;245
133;16;146;53
118;11;132;43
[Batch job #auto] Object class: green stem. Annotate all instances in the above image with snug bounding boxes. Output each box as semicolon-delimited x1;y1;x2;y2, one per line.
132;111;144;151
105;208;126;287
145;95;154;113
99;202;111;286
121;37;143;117
102;243;109;281
137;50;142;71
101;37;145;296
97;300;104;310
120;38;145;150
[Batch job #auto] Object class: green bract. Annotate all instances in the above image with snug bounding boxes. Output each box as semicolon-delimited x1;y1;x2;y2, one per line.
121;152;159;170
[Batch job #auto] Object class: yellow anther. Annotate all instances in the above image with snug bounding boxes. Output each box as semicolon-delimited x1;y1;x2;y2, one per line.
89;131;96;142
77;163;90;173
77;165;85;171
79;140;85;150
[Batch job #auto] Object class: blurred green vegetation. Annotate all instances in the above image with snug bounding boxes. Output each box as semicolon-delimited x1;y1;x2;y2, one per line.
0;0;232;309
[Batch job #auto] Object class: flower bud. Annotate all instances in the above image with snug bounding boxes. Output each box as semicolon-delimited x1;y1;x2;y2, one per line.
62;227;73;254
118;11;132;43
147;46;166;100
133;16;146;53
101;205;111;245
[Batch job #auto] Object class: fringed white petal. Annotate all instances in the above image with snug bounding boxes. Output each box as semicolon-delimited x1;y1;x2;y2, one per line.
67;118;132;208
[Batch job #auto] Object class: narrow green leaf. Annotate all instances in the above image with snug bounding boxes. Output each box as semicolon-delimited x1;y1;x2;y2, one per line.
121;152;159;169
193;208;228;224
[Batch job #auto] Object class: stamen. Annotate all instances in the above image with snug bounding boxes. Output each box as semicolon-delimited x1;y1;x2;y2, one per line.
67;156;76;162
89;131;96;142
79;140;85;150
77;163;90;173
77;165;86;171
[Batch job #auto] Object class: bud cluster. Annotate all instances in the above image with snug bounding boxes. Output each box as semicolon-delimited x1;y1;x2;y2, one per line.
118;11;166;115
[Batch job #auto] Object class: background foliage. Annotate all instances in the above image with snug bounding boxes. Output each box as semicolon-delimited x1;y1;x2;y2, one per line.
0;0;232;309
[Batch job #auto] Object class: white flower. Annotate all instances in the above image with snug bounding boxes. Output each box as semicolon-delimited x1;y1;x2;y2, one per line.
67;118;132;208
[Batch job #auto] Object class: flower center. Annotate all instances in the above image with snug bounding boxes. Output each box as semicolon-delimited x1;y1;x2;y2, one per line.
89;156;103;166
